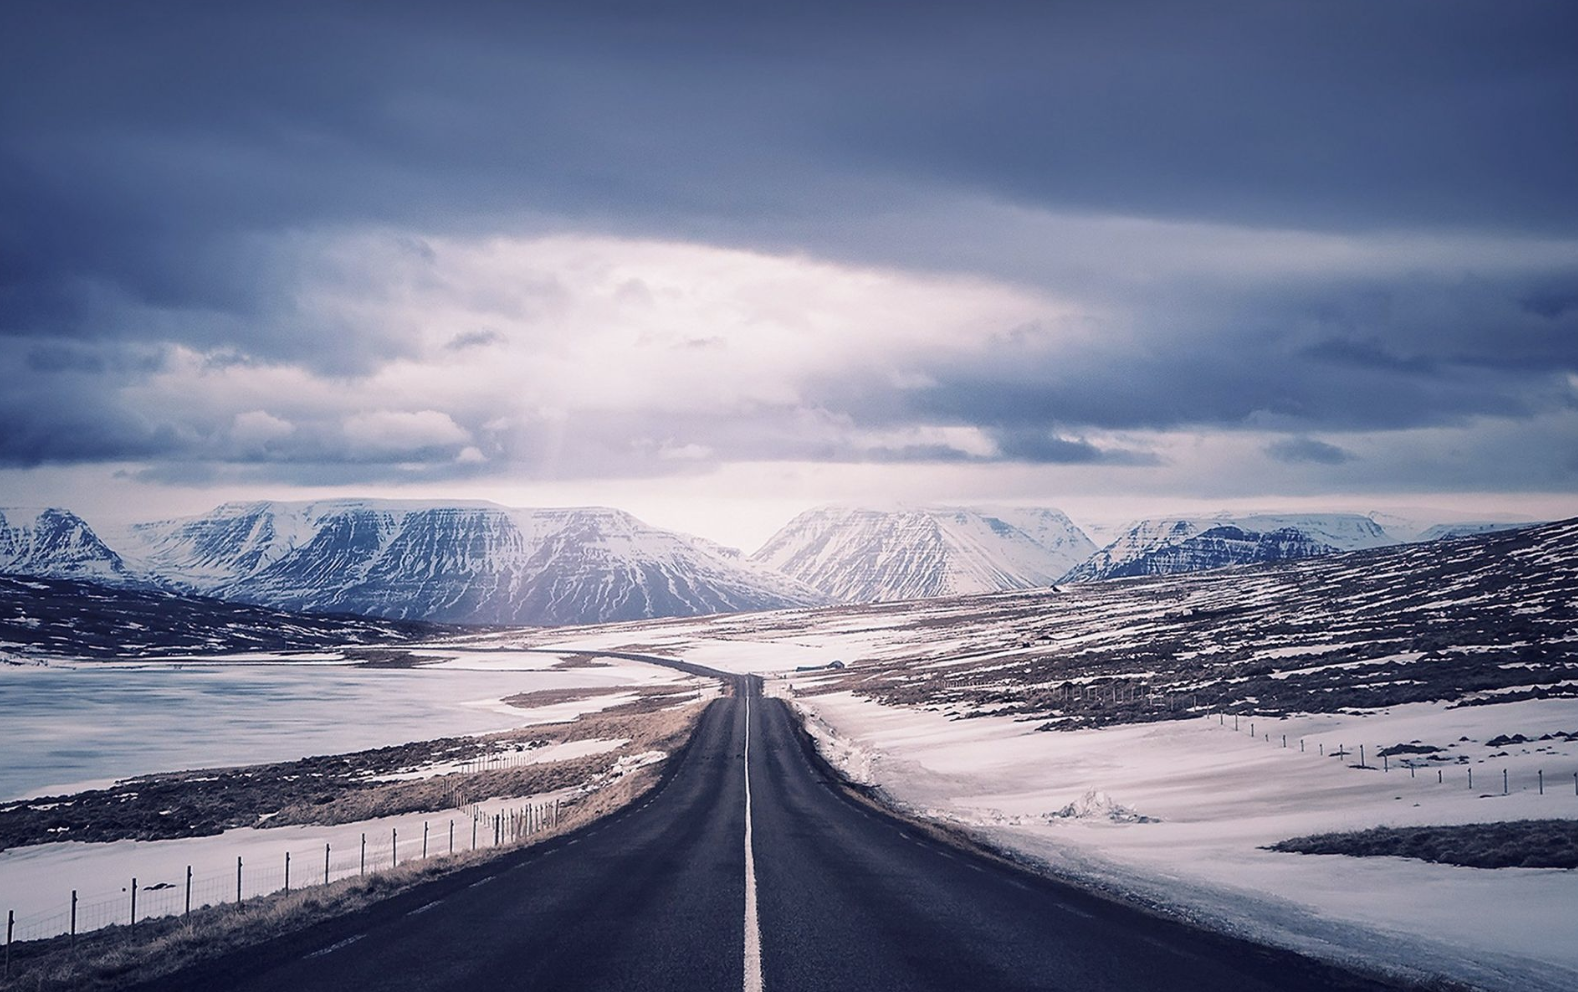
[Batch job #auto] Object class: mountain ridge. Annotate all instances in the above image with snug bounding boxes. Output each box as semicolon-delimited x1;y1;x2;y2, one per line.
120;499;826;625
750;504;1095;602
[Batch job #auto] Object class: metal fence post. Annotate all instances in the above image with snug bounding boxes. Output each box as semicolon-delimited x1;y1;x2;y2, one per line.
71;890;78;943
423;821;429;859
131;877;137;927
237;857;243;905
285;851;291;894
185;866;192;918
392;828;398;868
361;833;366;876
449;819;454;855
326;843;331;885
5;908;12;980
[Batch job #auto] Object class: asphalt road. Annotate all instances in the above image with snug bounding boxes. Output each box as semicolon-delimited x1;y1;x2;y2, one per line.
146;668;1407;992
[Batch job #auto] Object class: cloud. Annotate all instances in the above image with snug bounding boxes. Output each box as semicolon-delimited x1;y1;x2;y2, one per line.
444;329;505;351
1265;437;1356;466
3;2;1574;349
230;410;295;453
342;410;471;459
1;230;1575;500
1;3;1575;505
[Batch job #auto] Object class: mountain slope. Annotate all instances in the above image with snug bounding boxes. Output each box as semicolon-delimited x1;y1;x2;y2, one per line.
1064;513;1395;582
125;500;825;625
0;507;151;588
0;574;443;660
750;505;1094;602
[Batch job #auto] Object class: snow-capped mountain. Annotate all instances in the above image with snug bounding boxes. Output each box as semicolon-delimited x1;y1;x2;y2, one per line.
1363;508;1534;543
123;500;826;625
0;507;151;588
1063;513;1395;582
1414;521;1539;542
750;504;1095;603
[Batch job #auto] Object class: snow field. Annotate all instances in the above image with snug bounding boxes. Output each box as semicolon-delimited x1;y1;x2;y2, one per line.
778;684;1578;992
0;787;576;941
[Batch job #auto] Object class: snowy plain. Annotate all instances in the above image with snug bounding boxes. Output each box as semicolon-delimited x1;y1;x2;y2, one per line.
777;680;1578;992
1;779;585;941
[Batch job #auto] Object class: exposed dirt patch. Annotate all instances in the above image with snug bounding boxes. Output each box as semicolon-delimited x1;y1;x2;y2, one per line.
341;647;450;668
502;684;630;708
551;653;614;669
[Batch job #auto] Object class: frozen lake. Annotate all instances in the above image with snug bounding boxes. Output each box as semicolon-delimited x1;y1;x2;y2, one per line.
0;650;682;800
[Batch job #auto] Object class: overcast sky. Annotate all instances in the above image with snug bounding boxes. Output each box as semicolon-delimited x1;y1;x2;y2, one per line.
2;1;1576;547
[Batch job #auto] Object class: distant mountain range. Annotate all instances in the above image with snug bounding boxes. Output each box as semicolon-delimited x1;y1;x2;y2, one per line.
119;500;827;625
750;505;1095;602
1061;513;1398;582
0;500;1541;625
0;500;826;627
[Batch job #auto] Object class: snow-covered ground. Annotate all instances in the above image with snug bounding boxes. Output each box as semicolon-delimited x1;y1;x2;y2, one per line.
0;770;632;942
0;651;691;800
778;681;1578;992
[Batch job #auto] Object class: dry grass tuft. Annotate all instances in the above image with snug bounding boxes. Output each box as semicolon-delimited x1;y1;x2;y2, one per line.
1268;819;1578;869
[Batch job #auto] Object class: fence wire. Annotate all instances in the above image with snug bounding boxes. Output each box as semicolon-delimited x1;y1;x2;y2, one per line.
5;798;561;943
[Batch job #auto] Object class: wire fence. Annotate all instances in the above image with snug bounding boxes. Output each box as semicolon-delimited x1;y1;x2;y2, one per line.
1212;711;1578;798
3;797;561;949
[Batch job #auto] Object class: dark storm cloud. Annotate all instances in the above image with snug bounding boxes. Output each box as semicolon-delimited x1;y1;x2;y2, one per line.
2;0;1576;482
803;263;1578;443
444;329;506;351
5;0;1576;337
1265;437;1355;466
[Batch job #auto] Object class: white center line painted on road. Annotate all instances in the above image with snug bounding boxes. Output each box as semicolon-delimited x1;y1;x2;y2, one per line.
407;900;443;916
304;933;365;959
744;692;764;992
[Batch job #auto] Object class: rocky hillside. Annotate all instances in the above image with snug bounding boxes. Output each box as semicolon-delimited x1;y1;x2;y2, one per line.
1064;513;1395;582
